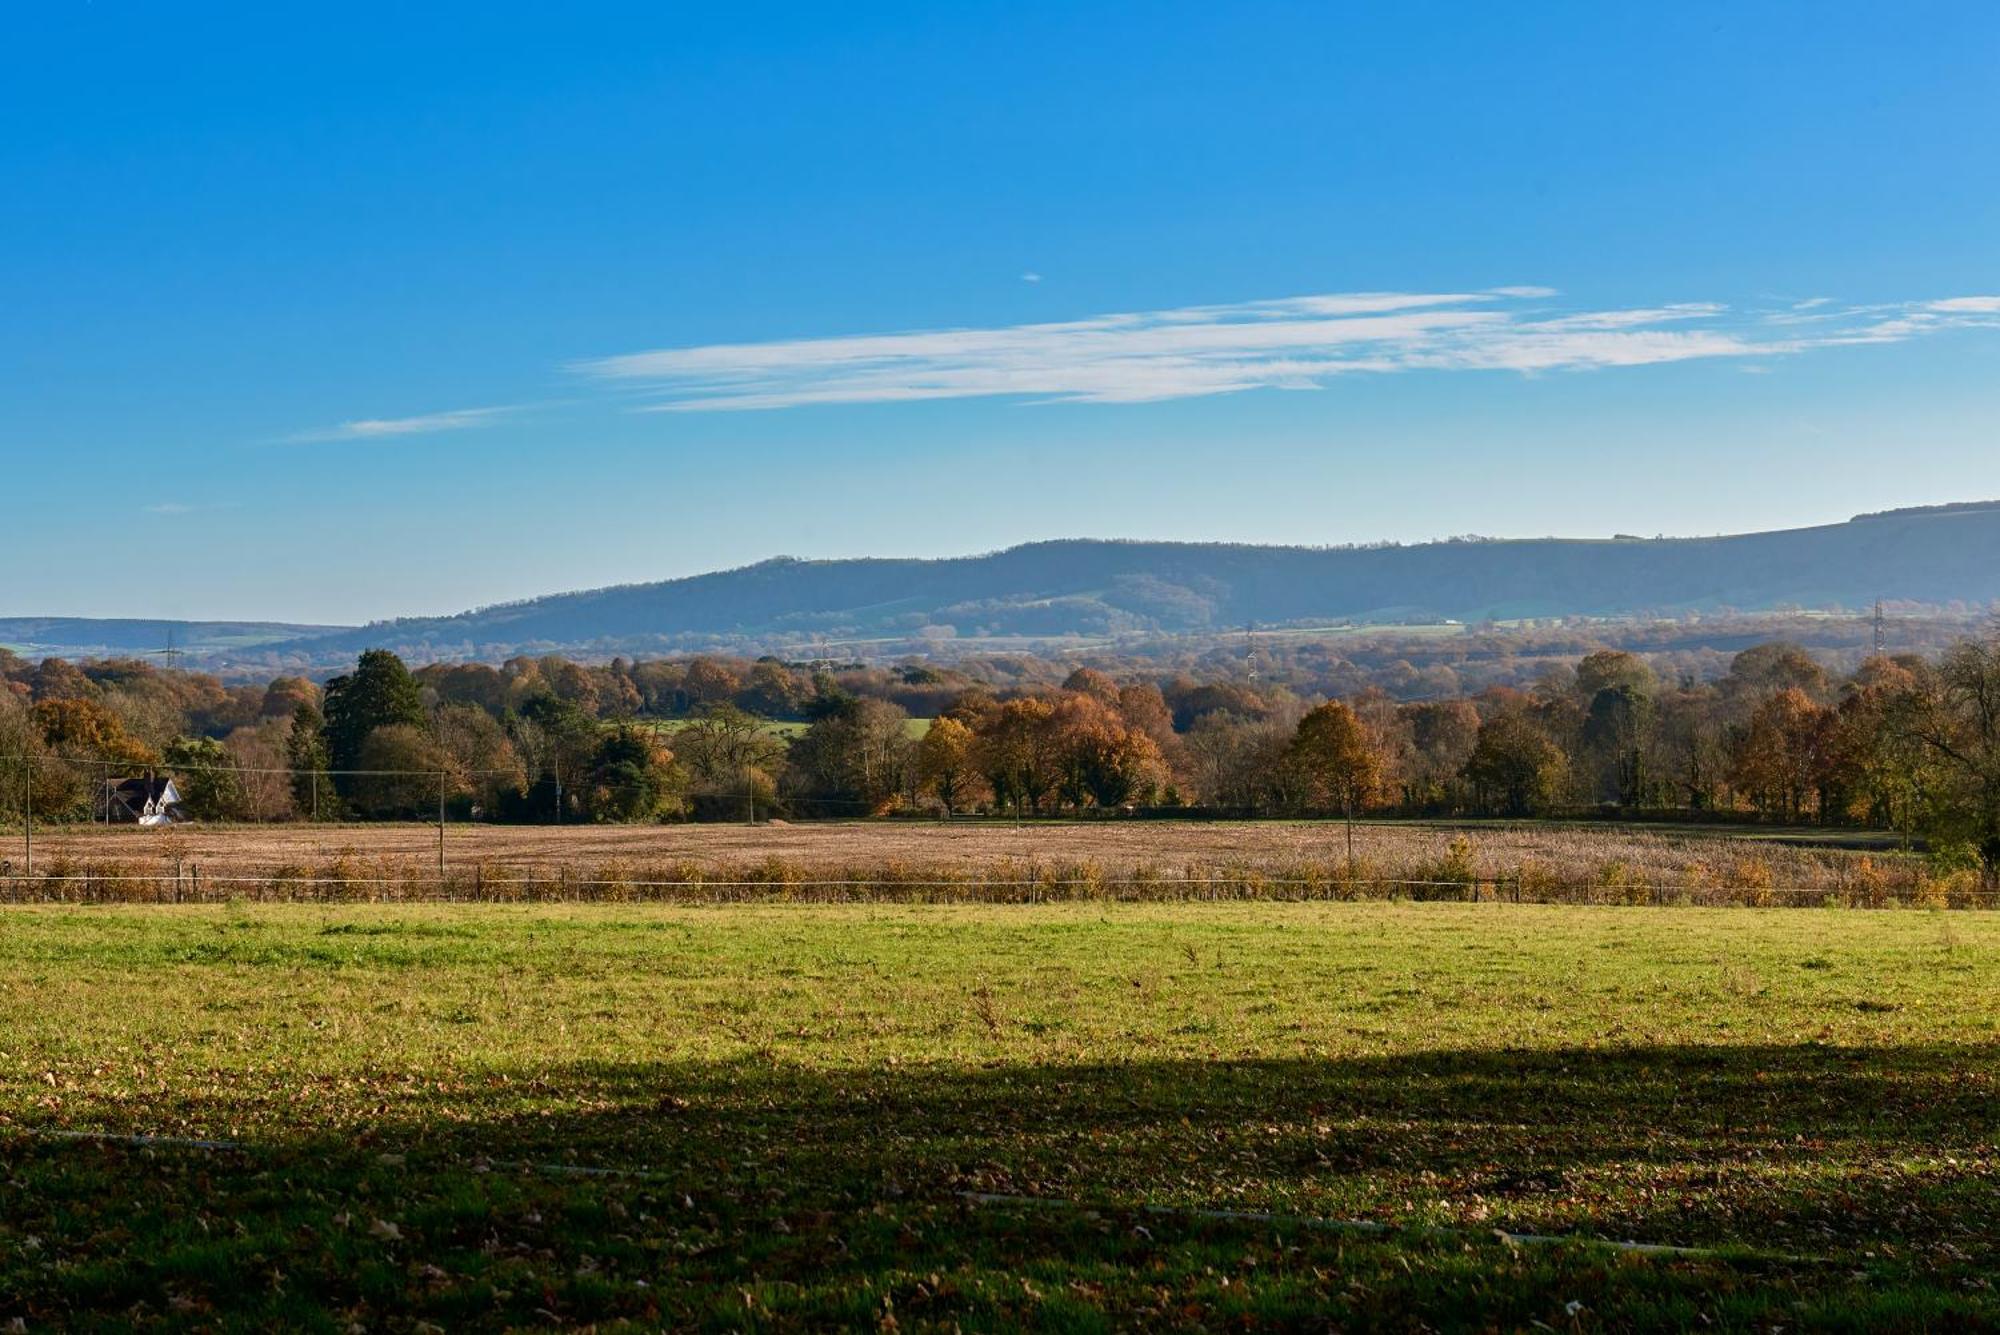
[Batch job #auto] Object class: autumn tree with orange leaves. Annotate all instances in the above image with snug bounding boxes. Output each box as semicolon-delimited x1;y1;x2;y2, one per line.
1728;687;1837;822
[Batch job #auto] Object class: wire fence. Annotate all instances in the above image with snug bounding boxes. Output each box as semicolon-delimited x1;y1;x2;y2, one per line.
0;867;1989;908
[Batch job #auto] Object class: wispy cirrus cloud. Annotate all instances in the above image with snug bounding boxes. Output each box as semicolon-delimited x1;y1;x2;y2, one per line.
571;287;2000;412
1928;296;2000;314
290;405;520;442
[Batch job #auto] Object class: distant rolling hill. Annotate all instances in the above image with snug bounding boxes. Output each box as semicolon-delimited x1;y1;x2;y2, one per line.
275;501;2000;661
11;503;2000;667
0;618;347;661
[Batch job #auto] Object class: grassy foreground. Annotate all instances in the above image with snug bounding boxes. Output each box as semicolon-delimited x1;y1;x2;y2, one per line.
0;904;1996;1331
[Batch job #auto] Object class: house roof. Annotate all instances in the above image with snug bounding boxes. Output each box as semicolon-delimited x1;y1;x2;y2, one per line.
106;776;175;804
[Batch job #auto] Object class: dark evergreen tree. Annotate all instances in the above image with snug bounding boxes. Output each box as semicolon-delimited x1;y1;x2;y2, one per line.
582;725;680;822
322;649;427;785
285;701;340;819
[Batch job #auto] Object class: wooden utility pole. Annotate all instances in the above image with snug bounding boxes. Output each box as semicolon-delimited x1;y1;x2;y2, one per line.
437;772;447;881
1344;792;1355;877
23;758;32;876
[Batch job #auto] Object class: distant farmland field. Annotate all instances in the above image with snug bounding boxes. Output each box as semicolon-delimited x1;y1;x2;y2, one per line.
1;902;1994;1329
640;716;934;740
7;818;1966;906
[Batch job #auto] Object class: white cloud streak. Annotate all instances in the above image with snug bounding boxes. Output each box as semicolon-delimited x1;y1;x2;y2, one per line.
571;288;2000;412
292;405;519;442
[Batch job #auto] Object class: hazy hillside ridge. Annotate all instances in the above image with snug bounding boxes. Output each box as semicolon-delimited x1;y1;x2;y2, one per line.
291;503;2000;656
9;503;1999;670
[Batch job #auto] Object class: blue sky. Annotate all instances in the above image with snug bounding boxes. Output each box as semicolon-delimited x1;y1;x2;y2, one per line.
5;2;1997;624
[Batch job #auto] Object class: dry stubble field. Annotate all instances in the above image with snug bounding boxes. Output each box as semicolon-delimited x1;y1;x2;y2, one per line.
5;817;1952;906
20;817;1897;873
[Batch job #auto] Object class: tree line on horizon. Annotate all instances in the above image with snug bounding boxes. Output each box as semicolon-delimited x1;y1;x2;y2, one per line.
3;633;1999;868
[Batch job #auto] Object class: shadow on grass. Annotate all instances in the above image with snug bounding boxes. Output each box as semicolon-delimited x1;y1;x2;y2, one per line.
5;1042;1997;1330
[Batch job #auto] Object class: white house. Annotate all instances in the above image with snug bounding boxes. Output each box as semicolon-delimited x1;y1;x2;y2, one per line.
100;776;187;826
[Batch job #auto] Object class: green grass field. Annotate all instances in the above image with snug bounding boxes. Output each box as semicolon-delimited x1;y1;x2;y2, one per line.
2;903;1996;1330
